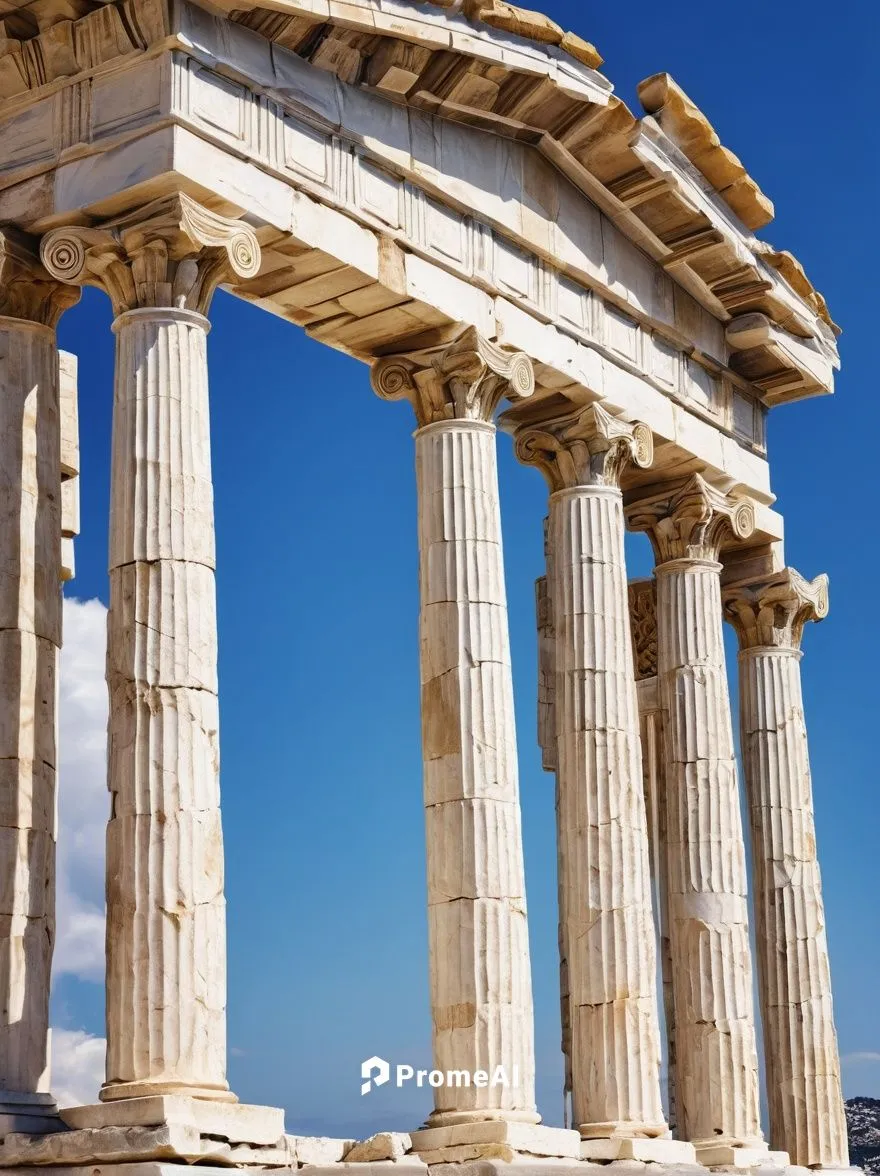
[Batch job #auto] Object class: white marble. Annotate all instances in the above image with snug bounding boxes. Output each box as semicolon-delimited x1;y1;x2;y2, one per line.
726;571;848;1168
512;406;668;1145
629;476;765;1159
41;195;261;1105
373;331;538;1128
0;231;78;1132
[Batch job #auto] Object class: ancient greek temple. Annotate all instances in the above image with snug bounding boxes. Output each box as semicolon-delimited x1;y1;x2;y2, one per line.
0;1;853;1175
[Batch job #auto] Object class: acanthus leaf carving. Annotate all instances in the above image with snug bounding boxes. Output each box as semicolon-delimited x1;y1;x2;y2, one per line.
40;192;261;316
628;578;658;681
627;472;756;564
723;568;829;651
371;325;534;426
511;402;654;492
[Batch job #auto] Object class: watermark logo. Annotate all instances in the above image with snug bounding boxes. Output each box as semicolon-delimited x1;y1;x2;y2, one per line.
361;1056;391;1096
360;1057;518;1096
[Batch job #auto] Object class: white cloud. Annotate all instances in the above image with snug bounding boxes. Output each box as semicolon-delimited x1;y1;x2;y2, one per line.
51;1028;105;1108
54;597;109;982
843;1052;880;1066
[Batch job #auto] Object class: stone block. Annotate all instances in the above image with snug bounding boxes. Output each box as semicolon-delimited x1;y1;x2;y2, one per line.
580;1137;697;1163
411;1122;581;1161
344;1132;412;1162
289;1134;355;1165
0;1124;207;1167
694;1143;773;1167
58;351;79;480
60;1098;285;1146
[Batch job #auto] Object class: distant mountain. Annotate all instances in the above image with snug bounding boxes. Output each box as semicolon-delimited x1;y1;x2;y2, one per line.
847;1097;880;1174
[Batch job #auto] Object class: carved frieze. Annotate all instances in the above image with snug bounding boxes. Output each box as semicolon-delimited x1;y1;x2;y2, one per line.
628;579;658;682
0;0;170;99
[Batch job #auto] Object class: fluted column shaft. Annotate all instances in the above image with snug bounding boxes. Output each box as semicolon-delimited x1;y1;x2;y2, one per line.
656;558;762;1148
103;307;229;1102
738;631;847;1165
0;318;61;1110
416;419;537;1124
551;485;666;1137
637;696;677;1132
38;197;260;1107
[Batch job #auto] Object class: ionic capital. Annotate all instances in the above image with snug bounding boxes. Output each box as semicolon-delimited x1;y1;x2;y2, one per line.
511;403;653;492
40;193;261;317
628;579;658;681
371;326;534;427
627;473;756;565
0;227;79;327
724;568;829;652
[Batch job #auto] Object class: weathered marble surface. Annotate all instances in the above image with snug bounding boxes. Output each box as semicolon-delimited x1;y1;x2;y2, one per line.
373;331;538;1127
628;477;765;1160
41;196;261;1103
0;231;77;1135
512;405;668;1147
629;583;678;1134
725;571;848;1168
0;1;854;1168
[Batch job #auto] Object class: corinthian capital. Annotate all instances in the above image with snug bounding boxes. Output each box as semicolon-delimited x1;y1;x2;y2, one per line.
627;473;757;565
0;228;80;327
510;403;653;492
40;193;261;316
371;326;534;426
724;568;829;651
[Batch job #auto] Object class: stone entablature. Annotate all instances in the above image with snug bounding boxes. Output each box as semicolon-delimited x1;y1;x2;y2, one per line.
0;1;837;402
0;29;788;513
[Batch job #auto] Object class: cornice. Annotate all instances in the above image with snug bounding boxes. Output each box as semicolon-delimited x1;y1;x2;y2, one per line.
0;0;838;370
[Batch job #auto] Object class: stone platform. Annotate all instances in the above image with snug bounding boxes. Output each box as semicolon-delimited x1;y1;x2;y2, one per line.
0;1155;864;1176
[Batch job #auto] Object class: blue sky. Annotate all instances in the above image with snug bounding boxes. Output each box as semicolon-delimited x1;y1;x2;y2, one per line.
48;0;877;1138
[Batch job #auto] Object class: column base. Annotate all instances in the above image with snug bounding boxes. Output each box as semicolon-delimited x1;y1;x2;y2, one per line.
580;1137;697;1163
0;1097;287;1169
100;1081;236;1102
0;1094;62;1139
411;1122;582;1164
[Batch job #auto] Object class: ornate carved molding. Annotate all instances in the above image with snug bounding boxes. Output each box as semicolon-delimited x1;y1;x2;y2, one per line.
511;403;653;492
40;192;261;316
0;226;79;326
628;579;658;681
723;568;829;651
627;472;757;564
371;326;534;426
0;0;170;101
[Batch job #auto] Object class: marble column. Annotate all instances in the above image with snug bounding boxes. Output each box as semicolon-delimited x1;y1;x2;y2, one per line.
512;405;679;1157
628;475;767;1163
628;580;677;1134
535;565;574;1127
372;331;539;1129
725;570;849;1168
0;231;77;1135
41;196;260;1103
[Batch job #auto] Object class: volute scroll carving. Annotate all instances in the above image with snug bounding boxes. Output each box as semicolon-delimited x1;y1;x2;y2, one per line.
627;472;757;565
40;192;262;317
371;325;535;427
0;226;80;327
724;568;829;652
511;402;654;492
